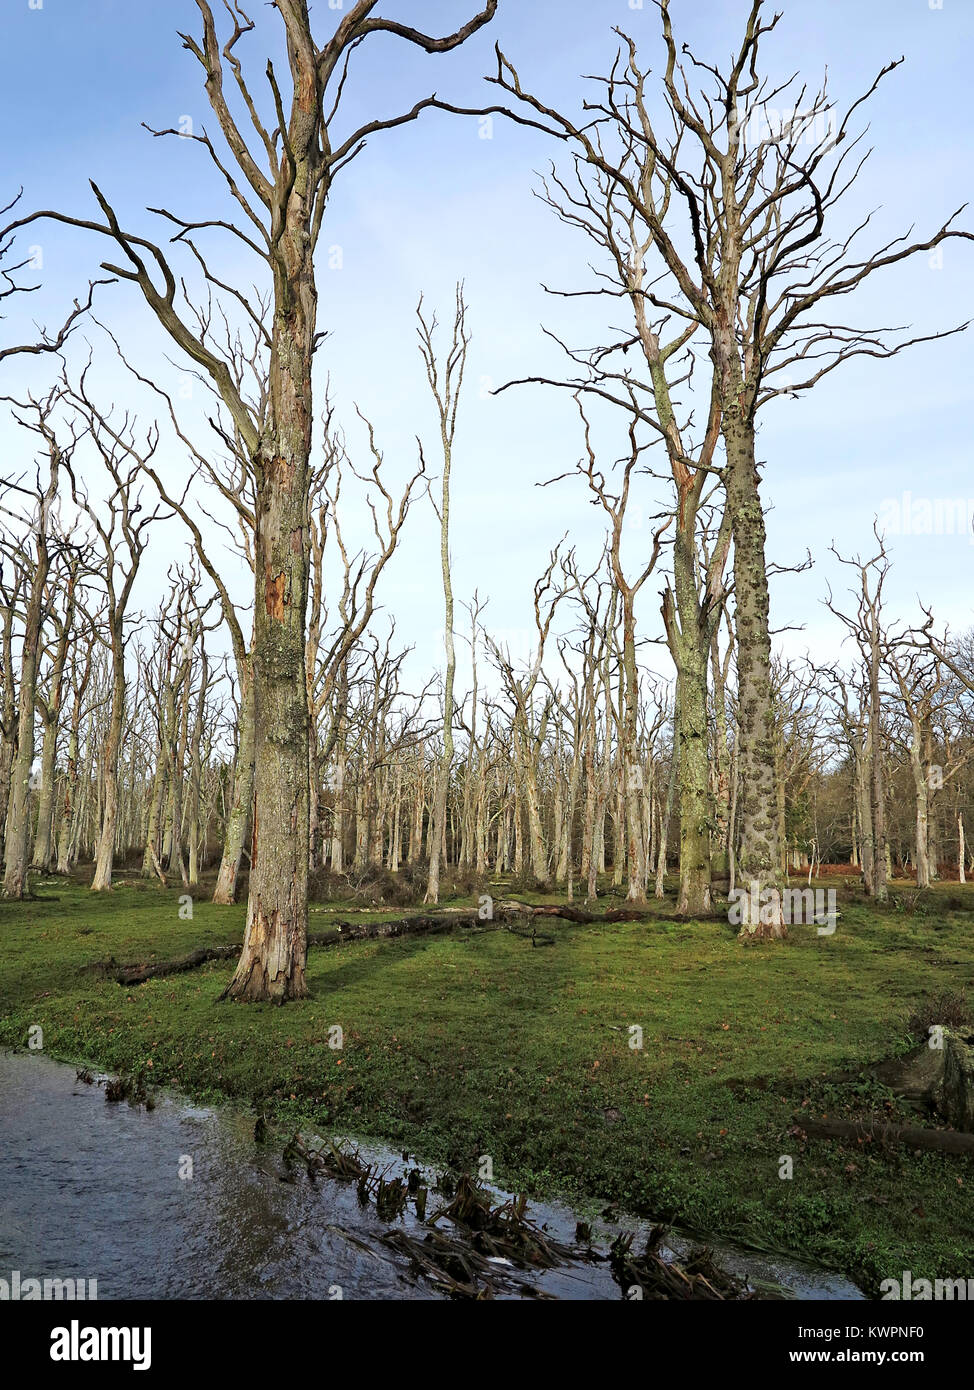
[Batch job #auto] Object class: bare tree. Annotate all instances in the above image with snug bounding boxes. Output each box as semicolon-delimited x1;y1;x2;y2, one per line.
553;405;669;902
0;555;25;869
31;547;81;872
0;390;68;897
485;549;568;886
62;380;165;891
2;1;496;997
418;288;469;905
826;535;892;901
447;0;972;934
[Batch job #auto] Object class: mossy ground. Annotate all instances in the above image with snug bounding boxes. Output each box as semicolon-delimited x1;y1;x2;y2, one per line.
1;871;972;1295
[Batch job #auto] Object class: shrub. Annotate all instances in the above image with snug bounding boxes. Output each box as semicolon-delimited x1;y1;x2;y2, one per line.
507;872;550;897
907;990;971;1038
307;867;350;903
438;865;488;900
350;864;424;909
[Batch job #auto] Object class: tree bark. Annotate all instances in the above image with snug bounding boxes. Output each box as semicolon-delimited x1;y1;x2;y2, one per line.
723;411;786;938
4;463;57;899
213;668;255;904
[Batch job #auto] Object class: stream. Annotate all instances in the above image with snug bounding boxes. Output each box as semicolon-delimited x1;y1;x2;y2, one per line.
0;1049;864;1300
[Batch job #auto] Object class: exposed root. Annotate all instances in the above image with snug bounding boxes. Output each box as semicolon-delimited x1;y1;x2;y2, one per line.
380;1227;554;1299
608;1227;754;1300
103;1072;153;1108
431;1173;574;1267
279;1137;760;1301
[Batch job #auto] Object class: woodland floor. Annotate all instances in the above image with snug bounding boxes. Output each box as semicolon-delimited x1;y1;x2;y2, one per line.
1;870;972;1296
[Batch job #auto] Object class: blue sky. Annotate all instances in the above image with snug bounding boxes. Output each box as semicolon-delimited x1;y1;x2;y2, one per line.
2;0;972;692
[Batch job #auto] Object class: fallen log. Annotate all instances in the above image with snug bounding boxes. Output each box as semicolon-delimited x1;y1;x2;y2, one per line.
495;900;675;924
108;945;241;986
497;899;725;925
97;913;484;985
310;914;469;944
96;896;677;988
795;1116;974;1156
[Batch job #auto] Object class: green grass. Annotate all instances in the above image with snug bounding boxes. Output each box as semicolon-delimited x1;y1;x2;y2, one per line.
1;872;972;1294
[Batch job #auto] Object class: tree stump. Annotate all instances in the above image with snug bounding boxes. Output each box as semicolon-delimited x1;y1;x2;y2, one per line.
940;1029;974;1132
873;1027;974;1133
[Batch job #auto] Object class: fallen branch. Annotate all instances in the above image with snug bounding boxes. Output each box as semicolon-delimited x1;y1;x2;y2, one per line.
796;1116;974;1156
105;945;241;986
497;899;725;925
96;913;480;985
95;897;689;987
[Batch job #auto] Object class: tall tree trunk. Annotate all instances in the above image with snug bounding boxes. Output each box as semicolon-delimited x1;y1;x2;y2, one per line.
91;642;125;892
910;724;930;889
620;602;647;903
55;655;89;876
723;413;786;938
30;718;58;873
213;668;255;904
868;619;887;902
958;813;966;885
656;701;679;899
423;292;463;905
674;624;712;915
4;466;56;899
222;205;316;1000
